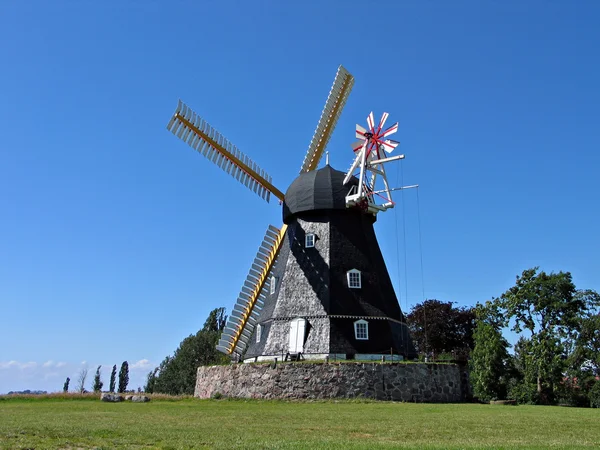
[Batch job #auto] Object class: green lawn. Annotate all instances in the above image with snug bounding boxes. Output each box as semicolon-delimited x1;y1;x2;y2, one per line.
1;397;599;449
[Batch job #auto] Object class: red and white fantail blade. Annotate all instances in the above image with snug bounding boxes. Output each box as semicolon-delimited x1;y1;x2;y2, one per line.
382;122;398;138
351;140;364;152
367;112;375;132
356;124;367;140
377;112;389;133
382;139;400;153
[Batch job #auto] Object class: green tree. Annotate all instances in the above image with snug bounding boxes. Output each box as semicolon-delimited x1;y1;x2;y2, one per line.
560;289;600;405
500;267;584;403
144;367;159;394
406;299;475;360
566;290;600;375
151;307;229;395
507;337;539;404
203;307;227;333
109;365;117;392
62;377;70;393
92;365;103;392
118;361;129;393
469;301;512;402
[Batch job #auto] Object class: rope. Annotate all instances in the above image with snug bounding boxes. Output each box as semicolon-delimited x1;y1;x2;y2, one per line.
400;162;410;358
393;164;403;355
416;187;428;359
394;160;411;358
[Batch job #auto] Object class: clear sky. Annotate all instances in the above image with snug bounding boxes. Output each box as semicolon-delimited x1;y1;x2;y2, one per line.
1;1;599;394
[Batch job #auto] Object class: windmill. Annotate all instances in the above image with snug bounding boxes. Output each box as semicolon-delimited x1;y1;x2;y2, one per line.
167;66;416;362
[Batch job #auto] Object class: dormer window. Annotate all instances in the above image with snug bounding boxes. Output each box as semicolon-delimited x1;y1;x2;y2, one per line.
270;276;278;295
305;233;315;248
347;269;361;289
354;320;369;340
256;324;262;343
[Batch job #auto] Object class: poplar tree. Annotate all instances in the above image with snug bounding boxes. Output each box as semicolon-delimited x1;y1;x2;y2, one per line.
109;365;117;392
118;361;129;393
92;365;104;392
63;377;70;393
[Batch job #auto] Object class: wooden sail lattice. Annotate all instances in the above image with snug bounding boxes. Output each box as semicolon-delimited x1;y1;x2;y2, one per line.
167;100;284;202
217;224;287;356
300;65;354;173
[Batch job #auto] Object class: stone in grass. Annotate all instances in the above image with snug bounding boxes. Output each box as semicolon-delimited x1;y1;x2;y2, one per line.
100;393;123;402
131;395;150;402
125;395;133;401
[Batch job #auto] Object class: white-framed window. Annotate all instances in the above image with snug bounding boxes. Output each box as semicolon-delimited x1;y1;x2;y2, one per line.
270;276;278;295
256;324;262;343
347;269;362;289
305;233;315;248
354;320;369;340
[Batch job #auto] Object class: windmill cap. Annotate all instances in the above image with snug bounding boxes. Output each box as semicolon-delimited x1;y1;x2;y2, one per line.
283;165;360;224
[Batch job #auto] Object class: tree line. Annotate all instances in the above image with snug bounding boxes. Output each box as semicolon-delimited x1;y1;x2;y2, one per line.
406;267;599;407
469;267;600;407
62;361;130;394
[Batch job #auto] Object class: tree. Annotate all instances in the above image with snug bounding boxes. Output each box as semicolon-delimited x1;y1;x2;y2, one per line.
144;367;159;393
500;267;584;403
406;299;475;360
118;361;129;393
63;377;70;393
469;301;512;402
566;290;600;376
560;289;600;406
508;336;545;404
203;307;227;333
150;307;229;395
75;367;88;393
574;313;600;375
92;365;103;392
109;365;117;392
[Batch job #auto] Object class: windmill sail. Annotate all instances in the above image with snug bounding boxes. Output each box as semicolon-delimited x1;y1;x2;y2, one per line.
217;224;287;357
167;100;285;202
299;65;354;173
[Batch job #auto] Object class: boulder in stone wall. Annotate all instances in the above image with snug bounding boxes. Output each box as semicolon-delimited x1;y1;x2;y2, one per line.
125;395;133;401
132;395;150;402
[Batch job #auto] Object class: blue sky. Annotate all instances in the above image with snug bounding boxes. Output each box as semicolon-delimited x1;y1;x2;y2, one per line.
1;1;599;393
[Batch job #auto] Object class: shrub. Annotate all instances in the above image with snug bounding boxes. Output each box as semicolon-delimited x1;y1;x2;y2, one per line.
507;380;539;405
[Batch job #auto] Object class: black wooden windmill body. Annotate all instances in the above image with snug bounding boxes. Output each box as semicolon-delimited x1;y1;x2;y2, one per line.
167;66;416;362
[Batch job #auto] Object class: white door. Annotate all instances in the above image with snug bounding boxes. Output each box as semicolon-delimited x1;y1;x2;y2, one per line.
288;318;306;353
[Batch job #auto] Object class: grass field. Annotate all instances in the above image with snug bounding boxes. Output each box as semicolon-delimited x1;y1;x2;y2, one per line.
1;395;599;449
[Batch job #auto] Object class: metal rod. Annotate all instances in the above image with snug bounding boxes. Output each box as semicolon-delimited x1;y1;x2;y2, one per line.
371;184;418;194
368;154;405;166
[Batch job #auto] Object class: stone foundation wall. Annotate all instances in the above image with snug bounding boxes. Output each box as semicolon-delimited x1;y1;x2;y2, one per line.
195;362;465;402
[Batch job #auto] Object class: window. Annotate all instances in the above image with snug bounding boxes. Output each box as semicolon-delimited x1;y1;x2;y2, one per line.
354;320;369;340
305;233;315;248
347;269;361;289
256;324;262;343
270;276;278;295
